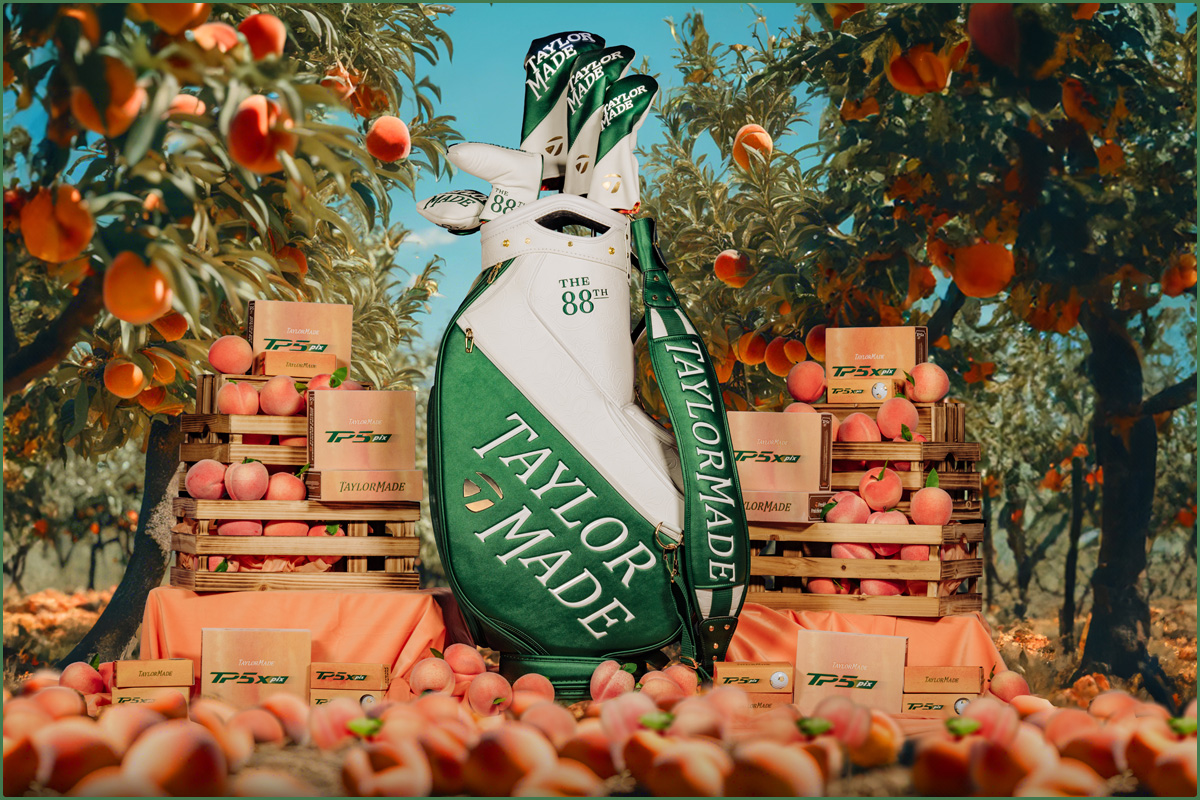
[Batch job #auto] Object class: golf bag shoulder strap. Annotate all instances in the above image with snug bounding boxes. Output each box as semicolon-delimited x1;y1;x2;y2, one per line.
630;217;750;678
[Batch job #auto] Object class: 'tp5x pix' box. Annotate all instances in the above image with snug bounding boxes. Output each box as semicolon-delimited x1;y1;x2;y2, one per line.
310;662;391;691
201;628;310;708
728;411;832;492
793;629;907;715
307;390;416;472
825;326;928;403
246;300;353;375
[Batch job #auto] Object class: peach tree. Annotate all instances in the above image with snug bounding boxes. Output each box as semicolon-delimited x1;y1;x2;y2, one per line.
2;3;461;664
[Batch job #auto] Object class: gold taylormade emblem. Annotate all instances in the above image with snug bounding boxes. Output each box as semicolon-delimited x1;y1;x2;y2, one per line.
600;173;621;193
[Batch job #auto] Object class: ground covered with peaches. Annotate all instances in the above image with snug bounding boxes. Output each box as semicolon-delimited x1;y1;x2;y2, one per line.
4;646;1196;797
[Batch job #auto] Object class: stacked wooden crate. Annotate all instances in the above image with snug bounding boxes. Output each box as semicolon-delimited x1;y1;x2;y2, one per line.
170;373;419;591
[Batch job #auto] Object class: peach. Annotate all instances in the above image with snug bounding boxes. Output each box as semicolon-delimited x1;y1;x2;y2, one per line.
418;723;471;794
805;324;827;362
32;717;121;792
861;578;905;595
1010;694;1055;718
643;738;734;797
467;672;513;716
969;721;1059;795
1060;725;1128;778
238;13;286;60
66;766;164;796
911;486;954;525
807;577;853;594
96;705;165;756
243;433;273;445
260;692;310;745
640;675;686;710
444;643;488;679
98;662;114;692
217;382;260;415
826;491;870;524
259;374;305;416
590;660;635;702
84;693;112;718
786;361;825;403
366;115;412;163
229;708;285;745
1125;716;1194;784
142;690;187;721
962;696;1020;746
228;95;298;175
224;459;269;501
217;520;262;536
411;657;456;696
308;698;363;751
34;685;87;719
798;735;843;782
185;459;226;499
5;700;53;741
599;691;659;768
713;249;753;288
413;692;468;723
831;541;875;560
513;673;555;703
1187;698;1197;719
231;768;320;797
263;520;308;537
510;694;545;720
663;664;699;697
559;718;616;778
732;123;773;171
988;670;1032;704
511;757;605;797
726;740;824;796
1088;689;1138;721
906;362;950;402
667;697;723;740
837;412;882;442
60;663;106;696
876;396;920;439
845;709;904;768
812;696;871;749
521;702;577;749
912;734;974;795
1011;757;1107;797
891;430;927;470
1147;739;1198;797
622;727;671;784
208;335;253;374
369;763;435;797
4;735;39;796
343;739;431;796
20;669;64;695
463;722;558;797
859;466;903;511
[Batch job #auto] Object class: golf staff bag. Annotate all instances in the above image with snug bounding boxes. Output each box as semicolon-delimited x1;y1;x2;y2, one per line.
428;194;750;698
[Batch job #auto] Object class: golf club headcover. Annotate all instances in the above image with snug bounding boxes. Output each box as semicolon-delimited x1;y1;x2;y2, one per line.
562;45;635;196
520;31;606;190
447;142;544;224
417;189;488;234
589;74;659;213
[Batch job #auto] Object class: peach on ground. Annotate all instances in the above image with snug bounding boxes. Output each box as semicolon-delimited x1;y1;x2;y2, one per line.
368;763;435;797
1124;716;1193;784
263;520;308;537
643;737;733;797
265;472;306;501
95;705;165;756
911;486;954;526
826;491;871;524
141;691;187;721
308;698;363;751
1060;725;1128;778
1010;757;1107;797
20;670;64;695
412;692;468;723
410;657;456;696
466;672;513;716
4;735;39;796
4;700;52;742
598;691;658;769
1010;694;1055;718
462;722;558;797
238;13;286;60
366;116;412;163
859;466;903;511
418;723;471;795
962;696;1020;746
208;335;254;374
837;411;881;442
989;669;1032;703
66;766;164;796
520;702;577;750
224;460;269;501
60;663;105;696
216;381;259;415
33;686;87;719
83;693;111;718
512;672;554;702
230;768;320;797
590;660;635;702
667;697;723;740
32;717;121;793
812;696;871;749
229;708;285;746
259;374;305;416
217;520;262;536
845;709;904;768
559;717;616;778
912;734;974;796
787;361;825;403
705;686;751;736
342;739;431;796
968;721;1059;795
1147;739;1198;797
907;362;950;402
444;644;488;680
876;396;919;439
511;757;605;797
663;664;699;696
726;739;824;796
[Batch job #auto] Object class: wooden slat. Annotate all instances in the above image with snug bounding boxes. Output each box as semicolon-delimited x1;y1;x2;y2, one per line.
744;591;981;617
180;443;307;466
347;522;369;573
170;567;419;592
831;442;981;462
174;498;419;522
386;521;415;573
830;471;981;492
172;533;418;557
748;522;984;545
750;555;983;581
181;414;306;437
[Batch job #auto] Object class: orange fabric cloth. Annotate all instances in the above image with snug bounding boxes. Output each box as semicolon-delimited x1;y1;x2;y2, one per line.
140;587;474;700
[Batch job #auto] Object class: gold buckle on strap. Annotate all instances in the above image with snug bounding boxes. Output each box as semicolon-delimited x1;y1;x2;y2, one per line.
653;522;681;583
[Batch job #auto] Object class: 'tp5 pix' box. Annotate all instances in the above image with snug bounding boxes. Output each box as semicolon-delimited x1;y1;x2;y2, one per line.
310;662;391;691
246;300;353;376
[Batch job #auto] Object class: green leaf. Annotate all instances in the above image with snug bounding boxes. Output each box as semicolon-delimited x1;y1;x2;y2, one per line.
124;73;177;165
796;717;833;737
1168;717;1198;736
89;653;101;670
492;697;506;705
325;524;338;535
330;366;348;388
242;457;260;465
215;559;229;572
347;717;383;738
430;648;444;659
926;469;940;489
820;501;836;521
903;370;914;385
874;461;889;481
297;464;311;478
900;424;913;442
295;382;307;393
621;663;638;674
638;711;674;731
945;717;981;738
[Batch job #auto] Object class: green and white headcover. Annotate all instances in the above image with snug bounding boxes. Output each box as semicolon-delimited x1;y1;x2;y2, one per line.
562;45;634;196
589;74;659;212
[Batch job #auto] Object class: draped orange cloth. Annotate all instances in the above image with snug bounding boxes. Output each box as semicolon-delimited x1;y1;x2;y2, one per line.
140;587;473;700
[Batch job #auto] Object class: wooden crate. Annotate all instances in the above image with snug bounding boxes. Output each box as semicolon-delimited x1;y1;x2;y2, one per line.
811;401;966;443
181;413;307;466
830;439;983;520
194;372;373;415
746;521;983;617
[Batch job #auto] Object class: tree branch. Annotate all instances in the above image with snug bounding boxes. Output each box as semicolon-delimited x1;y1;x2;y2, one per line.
926;282;965;344
1142;372;1197;416
3;273;103;398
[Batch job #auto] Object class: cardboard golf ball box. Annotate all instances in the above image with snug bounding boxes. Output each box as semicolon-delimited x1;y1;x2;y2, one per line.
309;662;391;691
307;390;416;473
303;469;424;503
741;490;836;524
824;326;928;403
310;688;385;707
713;661;795;713
114;658;194;688
901;693;978;718
246;300;353;376
903;665;984;694
793;629;908;715
201;628;311;708
728;411;833;493
112;686;190;707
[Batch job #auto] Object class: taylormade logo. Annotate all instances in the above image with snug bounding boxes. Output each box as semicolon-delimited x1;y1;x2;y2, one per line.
525;33;599;101
138;669;171;677
238;659;275;667
338;480;405;493
601;84;649;126
566;50;627;114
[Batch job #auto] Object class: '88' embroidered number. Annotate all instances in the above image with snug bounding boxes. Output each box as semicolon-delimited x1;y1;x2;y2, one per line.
562;290;594;316
490;196;518;215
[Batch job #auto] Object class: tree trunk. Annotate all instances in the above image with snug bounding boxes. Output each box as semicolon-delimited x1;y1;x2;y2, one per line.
1003;499;1031;619
57;416;182;667
982;491;997;606
1059;457;1085;651
1076;304;1174;708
